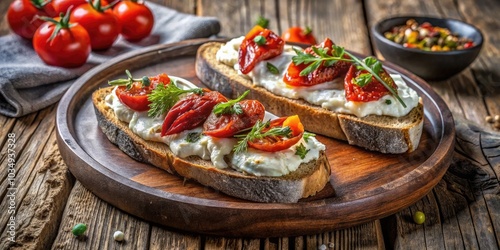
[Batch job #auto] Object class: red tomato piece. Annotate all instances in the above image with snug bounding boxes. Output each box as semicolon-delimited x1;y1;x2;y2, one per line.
70;0;121;50
115;73;170;111
281;26;317;45
203;100;265;138
284;38;351;86
161;91;227;136
344;65;397;102
33;16;91;68
52;0;87;15
247;115;304;152
7;0;57;39
238;25;285;74
113;0;154;42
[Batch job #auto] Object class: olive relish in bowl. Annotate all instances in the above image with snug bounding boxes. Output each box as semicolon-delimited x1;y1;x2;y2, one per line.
384;19;475;51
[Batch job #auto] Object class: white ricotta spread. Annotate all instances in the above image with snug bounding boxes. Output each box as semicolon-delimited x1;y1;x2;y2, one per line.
104;77;325;177
216;37;420;117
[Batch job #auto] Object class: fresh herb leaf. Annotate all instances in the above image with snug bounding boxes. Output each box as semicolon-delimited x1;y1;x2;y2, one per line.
256;16;269;28
354;73;373;87
148;83;203;118
385;99;392;105
254;35;266;45
266;62;279;74
186;132;201;143
303;131;315;142
212;90;250;115
108;70;150;90
291;44;406;107
295;144;309;159
233;120;292;154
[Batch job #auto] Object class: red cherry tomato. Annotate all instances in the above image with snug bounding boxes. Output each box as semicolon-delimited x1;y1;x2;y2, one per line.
33;16;91;68
7;0;57;39
284;38;351;86
52;0;87;15
161;91;227;136
70;0;121;50
344;65;397;102
203;100;265;138
113;0;154;42
248;115;304;152
115;73;170;111
238;25;285;74
282;26;317;45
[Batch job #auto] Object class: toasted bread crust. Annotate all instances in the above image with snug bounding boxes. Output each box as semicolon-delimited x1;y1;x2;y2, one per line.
92;87;331;203
195;42;424;153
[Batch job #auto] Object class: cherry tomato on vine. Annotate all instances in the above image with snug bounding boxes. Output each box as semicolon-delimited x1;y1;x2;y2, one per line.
113;0;154;42
203;100;265;138
161;91;227;136
70;0;121;50
238;25;285;74
52;0;87;15
282;26;317;45
7;0;57;39
33;12;91;68
344;65;397;102
115;73;170;111
248;115;304;152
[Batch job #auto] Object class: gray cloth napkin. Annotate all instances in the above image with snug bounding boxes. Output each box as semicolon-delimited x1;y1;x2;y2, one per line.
0;2;220;117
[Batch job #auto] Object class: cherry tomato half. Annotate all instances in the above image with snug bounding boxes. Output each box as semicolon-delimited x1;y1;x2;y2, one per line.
113;0;154;42
284;38;351;86
7;0;57;39
282;26;317;45
33;16;91;68
161;91;227;136
247;115;305;152
52;0;87;15
70;0;121;50
344;65;397;102
115;73;170;111
203;100;265;138
238;25;285;74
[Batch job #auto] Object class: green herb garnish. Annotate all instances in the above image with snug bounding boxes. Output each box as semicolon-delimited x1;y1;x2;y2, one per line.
266;62;279;74
186;132;201;143
295;144;309;159
148;83;203;117
303;131;315;142
233;120;292;154
256;16;269;28
254;35;266;45
385;99;392;105
291;45;406;107
212;90;250;115
108;70;151;90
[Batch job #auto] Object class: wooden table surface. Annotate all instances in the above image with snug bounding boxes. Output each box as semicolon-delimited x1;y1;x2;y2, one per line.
1;0;499;249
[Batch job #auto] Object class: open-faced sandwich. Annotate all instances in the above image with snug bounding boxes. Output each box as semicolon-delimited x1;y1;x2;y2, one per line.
196;25;424;154
92;71;331;203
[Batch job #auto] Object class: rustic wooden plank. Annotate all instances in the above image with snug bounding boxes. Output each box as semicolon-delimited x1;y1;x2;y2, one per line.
203;237;261;249
149;226;201;249
198;0;279;38
51;182;151;249
0;106;68;248
274;0;370;54
148;0;197;14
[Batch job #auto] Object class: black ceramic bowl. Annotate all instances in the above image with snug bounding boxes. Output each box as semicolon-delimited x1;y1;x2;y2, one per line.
372;16;483;80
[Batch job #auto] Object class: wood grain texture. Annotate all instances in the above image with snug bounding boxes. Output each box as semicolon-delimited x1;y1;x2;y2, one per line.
0;0;499;249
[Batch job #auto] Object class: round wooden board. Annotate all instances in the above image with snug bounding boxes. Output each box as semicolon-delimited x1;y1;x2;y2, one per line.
56;39;455;237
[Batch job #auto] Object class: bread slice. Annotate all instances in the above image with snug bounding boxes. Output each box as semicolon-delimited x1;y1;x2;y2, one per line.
195;42;424;154
92;87;331;203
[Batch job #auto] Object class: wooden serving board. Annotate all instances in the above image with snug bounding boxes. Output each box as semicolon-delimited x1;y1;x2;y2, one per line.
56;39;455;237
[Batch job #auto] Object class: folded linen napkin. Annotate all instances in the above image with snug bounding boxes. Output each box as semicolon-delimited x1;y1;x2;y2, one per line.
0;2;220;117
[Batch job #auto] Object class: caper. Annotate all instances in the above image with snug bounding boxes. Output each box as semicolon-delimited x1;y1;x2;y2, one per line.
413;211;426;225
72;223;87;236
